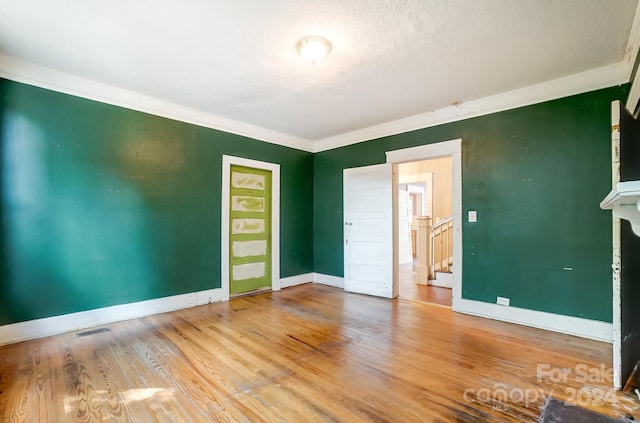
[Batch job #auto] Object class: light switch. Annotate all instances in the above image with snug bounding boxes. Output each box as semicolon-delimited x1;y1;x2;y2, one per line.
468;210;477;222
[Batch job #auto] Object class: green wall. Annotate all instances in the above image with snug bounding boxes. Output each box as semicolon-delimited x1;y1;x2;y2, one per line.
0;78;313;325
0;76;628;326
314;86;629;323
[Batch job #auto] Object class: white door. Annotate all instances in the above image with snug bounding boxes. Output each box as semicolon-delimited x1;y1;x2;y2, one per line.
398;190;413;264
343;163;394;298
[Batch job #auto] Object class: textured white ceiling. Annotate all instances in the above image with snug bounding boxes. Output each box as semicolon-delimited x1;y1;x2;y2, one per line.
0;0;638;146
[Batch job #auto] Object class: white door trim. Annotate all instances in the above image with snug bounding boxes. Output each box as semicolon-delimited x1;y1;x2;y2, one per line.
610;101;622;389
401;174;433;218
221;155;281;301
386;139;463;310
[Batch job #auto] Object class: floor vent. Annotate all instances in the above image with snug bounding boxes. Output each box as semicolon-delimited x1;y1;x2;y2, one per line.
76;328;111;337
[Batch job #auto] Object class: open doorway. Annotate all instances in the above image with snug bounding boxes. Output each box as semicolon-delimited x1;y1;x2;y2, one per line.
386;139;462;310
342;139;461;307
397;157;453;306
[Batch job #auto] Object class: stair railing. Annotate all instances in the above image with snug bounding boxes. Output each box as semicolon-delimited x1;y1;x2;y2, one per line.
429;216;453;278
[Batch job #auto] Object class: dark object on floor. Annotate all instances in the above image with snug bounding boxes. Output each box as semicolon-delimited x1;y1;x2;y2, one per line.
623;361;640;392
540;397;633;422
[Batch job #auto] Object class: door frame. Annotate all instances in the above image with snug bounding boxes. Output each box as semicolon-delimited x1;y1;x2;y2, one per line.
386;139;463;310
221;155;280;301
405;176;433;219
610;101;622;389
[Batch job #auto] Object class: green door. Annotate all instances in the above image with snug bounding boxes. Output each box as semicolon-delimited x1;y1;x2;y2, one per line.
229;165;272;295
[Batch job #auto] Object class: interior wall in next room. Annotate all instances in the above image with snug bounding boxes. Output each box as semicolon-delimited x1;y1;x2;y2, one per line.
398;157;453;221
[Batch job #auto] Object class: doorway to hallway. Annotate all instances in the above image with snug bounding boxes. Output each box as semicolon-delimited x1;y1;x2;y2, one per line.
398;261;452;306
341;139;462;307
396;157;453;307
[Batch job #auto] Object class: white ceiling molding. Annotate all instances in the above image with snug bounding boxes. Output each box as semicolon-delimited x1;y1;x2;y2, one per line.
312;62;629;153
1;1;637;150
311;2;640;152
0;53;631;155
4;6;640;157
0;54;315;153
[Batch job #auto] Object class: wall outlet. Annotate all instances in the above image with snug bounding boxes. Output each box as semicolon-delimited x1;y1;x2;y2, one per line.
187;294;197;305
496;296;510;306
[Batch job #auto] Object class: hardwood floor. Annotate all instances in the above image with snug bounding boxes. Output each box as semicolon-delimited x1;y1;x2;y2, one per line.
398;261;453;306
1;284;638;422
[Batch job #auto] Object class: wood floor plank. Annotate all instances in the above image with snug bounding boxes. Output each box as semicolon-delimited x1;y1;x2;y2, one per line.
1;343;31;423
137;316;273;422
1;284;639;422
161;314;354;422
95;325;176;423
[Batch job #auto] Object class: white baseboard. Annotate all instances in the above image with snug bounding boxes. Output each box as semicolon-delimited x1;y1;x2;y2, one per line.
0;272;316;346
0;275;612;346
311;273;611;342
456;298;613;343
280;273;313;288
313;273;345;288
0;288;225;347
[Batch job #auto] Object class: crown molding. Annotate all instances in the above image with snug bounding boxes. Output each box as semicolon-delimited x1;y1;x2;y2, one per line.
0;53;633;155
0;54;315;153
312;62;629;152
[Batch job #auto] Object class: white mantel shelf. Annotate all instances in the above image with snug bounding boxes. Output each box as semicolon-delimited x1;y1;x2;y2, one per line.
601;181;640;236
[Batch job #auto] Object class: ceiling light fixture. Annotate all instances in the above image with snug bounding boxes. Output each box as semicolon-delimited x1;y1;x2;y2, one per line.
297;36;332;64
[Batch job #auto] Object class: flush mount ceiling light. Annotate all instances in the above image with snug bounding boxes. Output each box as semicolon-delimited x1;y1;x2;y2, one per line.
297;36;332;64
